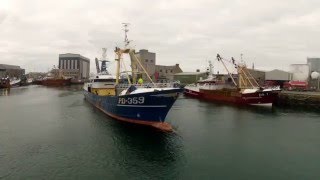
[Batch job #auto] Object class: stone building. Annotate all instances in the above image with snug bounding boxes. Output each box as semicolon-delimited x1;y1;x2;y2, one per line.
58;53;90;79
0;64;25;78
132;49;183;83
132;49;156;82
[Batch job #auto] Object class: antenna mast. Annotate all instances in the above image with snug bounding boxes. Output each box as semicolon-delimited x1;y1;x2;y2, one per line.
122;23;130;47
209;60;213;75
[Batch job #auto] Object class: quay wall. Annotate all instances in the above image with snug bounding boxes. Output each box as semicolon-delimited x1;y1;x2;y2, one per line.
276;91;320;109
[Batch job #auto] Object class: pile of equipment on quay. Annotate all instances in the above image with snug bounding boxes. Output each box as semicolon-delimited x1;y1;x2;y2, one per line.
184;54;280;106
83;25;182;131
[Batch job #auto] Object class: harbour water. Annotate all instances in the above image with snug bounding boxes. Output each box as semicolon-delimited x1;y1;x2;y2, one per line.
1;86;320;179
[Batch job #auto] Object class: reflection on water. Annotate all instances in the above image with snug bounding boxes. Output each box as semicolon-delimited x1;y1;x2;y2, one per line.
0;88;10;96
0;86;31;96
86;99;185;179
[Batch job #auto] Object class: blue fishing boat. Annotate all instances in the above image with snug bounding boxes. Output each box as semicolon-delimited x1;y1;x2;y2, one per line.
83;26;182;131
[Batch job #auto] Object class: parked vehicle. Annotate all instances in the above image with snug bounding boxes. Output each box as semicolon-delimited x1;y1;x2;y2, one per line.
283;81;309;91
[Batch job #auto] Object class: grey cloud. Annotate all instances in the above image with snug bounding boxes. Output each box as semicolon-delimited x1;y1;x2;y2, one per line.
1;0;320;74
0;10;8;24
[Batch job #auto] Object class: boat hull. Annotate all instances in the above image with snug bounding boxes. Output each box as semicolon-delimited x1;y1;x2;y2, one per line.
185;88;278;106
201;89;278;106
0;79;10;89
42;79;71;86
84;88;182;131
184;88;202;98
71;79;85;85
0;79;20;88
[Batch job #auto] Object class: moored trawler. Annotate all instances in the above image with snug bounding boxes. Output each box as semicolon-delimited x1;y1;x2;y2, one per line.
0;78;10;89
0;77;21;89
185;54;279;106
42;78;71;86
41;68;71;86
83;26;182;131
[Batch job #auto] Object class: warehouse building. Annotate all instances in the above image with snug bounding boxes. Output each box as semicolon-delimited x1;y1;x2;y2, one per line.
265;69;292;87
246;68;266;86
58;53;90;79
265;69;292;81
0;64;25;78
174;72;207;85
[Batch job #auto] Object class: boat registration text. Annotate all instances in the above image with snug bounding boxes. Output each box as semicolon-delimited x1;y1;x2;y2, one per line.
118;97;145;105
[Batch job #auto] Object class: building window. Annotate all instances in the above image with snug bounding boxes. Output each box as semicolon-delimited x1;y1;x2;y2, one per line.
171;70;173;73
145;59;148;62
160;69;162;72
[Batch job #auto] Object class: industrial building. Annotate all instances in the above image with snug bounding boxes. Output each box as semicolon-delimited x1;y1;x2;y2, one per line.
307;58;320;72
174;72;207;85
265;69;292;87
265;69;292;81
0;64;25;78
58;53;90;79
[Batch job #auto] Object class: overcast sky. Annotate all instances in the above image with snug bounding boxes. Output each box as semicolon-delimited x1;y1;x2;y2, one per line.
1;0;320;74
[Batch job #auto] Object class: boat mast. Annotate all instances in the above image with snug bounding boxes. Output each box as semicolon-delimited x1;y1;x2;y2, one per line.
208;60;213;76
237;54;260;88
114;23;155;86
217;54;238;87
115;23;130;85
123;23;130;48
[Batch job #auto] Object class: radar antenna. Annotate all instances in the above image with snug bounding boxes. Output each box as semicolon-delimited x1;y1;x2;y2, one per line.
102;48;107;60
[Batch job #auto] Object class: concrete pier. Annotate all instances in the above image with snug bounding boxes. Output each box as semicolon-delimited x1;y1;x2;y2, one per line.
276;91;320;109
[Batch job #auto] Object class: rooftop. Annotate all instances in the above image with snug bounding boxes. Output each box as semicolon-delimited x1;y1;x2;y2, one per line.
0;64;22;70
174;72;206;76
59;53;90;62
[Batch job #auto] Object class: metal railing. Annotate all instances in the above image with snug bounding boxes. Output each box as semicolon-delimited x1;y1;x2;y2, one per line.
116;82;179;89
